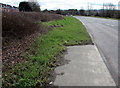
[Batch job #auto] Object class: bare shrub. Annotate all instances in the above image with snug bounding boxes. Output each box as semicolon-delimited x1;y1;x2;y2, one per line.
2;12;63;65
2;12;63;45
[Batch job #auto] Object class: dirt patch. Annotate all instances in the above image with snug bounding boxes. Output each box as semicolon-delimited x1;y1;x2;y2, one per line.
3;32;38;65
44;49;70;87
64;40;94;46
2;12;63;67
50;25;64;28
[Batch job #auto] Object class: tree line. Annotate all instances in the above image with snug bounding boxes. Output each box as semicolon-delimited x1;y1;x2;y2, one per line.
19;1;120;19
43;3;120;19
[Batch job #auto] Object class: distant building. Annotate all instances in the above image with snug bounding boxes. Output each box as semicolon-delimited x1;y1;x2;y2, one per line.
0;3;19;12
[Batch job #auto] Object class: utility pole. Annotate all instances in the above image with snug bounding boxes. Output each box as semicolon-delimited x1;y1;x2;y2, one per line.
87;2;92;16
87;2;90;15
118;1;120;10
102;0;105;17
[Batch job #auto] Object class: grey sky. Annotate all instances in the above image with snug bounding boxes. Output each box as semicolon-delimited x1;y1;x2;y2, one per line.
0;0;119;10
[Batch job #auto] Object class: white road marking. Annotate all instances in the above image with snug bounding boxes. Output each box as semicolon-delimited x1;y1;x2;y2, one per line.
106;23;110;25
106;24;115;27
111;25;115;26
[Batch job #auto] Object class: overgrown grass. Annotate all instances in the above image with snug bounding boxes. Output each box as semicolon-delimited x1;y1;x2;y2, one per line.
3;16;92;87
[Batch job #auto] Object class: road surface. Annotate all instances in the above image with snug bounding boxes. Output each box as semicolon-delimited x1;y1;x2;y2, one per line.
74;16;118;85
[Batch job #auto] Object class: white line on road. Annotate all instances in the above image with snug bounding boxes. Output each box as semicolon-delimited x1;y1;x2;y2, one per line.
106;24;115;27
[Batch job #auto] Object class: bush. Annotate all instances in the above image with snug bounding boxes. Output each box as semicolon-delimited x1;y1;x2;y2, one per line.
19;1;41;12
19;2;32;12
2;12;63;45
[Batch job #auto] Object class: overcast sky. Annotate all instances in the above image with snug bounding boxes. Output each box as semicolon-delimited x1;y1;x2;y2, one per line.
0;0;119;10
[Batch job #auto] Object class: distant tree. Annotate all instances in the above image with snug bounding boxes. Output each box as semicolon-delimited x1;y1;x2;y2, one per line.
68;9;79;15
104;3;116;10
43;9;48;12
19;1;40;12
95;12;100;16
61;10;68;15
104;3;116;18
29;1;40;12
56;9;62;14
19;2;32;12
79;9;85;16
49;10;56;13
87;3;93;15
13;6;18;8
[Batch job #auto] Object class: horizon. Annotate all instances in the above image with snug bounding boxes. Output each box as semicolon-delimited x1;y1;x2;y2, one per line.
0;0;119;10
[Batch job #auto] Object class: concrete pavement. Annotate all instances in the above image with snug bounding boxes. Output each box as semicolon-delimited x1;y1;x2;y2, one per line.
54;45;116;86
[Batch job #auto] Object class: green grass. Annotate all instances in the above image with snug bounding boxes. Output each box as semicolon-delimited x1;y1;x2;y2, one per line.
3;16;92;87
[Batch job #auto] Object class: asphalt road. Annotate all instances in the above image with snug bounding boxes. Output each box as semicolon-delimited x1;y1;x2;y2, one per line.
74;16;118;85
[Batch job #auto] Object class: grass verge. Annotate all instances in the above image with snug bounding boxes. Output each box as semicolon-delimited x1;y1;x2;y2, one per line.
3;16;92;87
84;16;120;20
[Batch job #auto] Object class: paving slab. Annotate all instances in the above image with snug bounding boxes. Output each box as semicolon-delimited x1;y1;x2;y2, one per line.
54;45;116;86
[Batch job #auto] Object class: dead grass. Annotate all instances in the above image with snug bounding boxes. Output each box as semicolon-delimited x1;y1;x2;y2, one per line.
2;11;64;87
2;12;63;66
2;12;63;46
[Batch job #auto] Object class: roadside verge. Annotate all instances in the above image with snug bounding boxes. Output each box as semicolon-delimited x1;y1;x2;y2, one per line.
3;16;92;87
